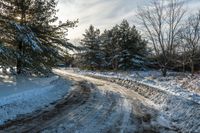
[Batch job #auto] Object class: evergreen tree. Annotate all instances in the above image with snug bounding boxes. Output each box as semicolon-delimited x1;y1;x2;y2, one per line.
101;26;120;70
81;25;105;70
0;0;78;75
102;20;147;70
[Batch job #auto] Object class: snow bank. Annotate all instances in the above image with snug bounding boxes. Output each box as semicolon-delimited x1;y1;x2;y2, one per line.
77;70;200;104
0;76;71;125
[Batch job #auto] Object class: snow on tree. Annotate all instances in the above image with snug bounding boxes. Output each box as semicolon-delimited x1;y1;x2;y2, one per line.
12;22;42;52
0;0;78;75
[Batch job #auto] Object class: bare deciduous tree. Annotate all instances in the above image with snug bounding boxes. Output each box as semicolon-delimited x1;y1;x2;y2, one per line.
137;0;186;76
179;11;200;75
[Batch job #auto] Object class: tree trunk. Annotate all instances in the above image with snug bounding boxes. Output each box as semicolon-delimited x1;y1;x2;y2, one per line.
17;11;25;75
161;67;167;77
17;60;22;74
191;60;194;76
17;41;23;74
182;62;185;72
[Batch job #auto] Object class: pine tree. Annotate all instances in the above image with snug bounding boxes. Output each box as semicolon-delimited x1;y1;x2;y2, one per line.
101;20;147;70
101;26;120;70
81;25;105;70
0;0;78;75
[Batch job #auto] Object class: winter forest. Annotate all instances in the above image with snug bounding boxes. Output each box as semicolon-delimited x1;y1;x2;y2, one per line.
0;0;200;133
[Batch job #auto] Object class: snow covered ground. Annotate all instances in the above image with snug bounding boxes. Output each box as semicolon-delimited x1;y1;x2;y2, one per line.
77;69;200;104
71;69;200;132
0;74;71;125
0;69;199;132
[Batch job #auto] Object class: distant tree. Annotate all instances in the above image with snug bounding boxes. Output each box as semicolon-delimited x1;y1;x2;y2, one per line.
101;26;119;69
101;20;147;70
179;11;200;75
137;0;186;76
0;0;78;75
80;25;105;70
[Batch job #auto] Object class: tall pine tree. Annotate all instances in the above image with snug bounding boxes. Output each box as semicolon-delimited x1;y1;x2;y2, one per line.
80;25;105;70
0;0;78;75
102;20;147;70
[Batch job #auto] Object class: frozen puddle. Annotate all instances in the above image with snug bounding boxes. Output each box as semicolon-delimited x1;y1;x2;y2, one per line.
0;75;71;125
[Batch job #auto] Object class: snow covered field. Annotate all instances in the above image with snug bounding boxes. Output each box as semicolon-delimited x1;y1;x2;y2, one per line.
0;74;71;125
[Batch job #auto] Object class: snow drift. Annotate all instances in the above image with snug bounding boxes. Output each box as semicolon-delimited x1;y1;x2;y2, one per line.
0;75;71;125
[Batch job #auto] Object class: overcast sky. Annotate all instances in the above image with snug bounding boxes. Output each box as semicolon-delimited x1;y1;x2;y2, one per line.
57;0;200;40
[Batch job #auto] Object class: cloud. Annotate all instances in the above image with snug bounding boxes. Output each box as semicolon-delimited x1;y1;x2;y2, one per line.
57;0;200;40
185;0;200;11
57;0;143;40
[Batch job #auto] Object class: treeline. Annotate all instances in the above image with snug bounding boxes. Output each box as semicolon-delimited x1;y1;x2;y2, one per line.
0;0;77;75
74;0;200;76
1;0;200;77
137;0;200;76
75;20;148;70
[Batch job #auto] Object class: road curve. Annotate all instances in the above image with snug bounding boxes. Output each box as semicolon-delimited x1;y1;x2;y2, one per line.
0;69;177;133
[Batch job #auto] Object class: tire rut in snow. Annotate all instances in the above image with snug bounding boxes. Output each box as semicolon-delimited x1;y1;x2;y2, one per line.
0;81;91;133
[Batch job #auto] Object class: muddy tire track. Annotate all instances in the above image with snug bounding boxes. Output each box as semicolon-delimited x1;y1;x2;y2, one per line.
0;81;91;133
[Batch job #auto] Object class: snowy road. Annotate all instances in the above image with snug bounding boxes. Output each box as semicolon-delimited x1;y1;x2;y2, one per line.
0;70;179;133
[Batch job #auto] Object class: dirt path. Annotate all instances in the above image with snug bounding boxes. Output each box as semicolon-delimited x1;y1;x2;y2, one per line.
0;70;177;133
